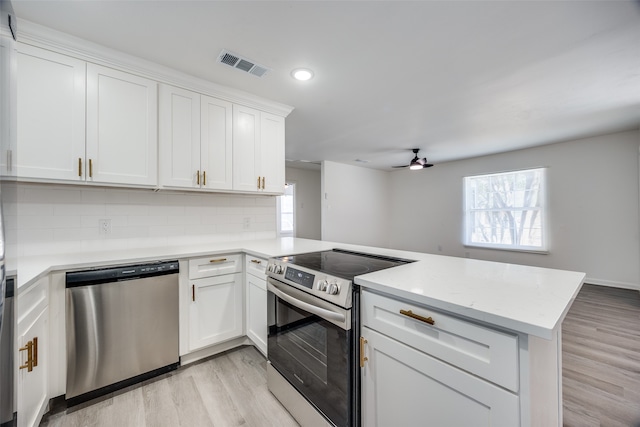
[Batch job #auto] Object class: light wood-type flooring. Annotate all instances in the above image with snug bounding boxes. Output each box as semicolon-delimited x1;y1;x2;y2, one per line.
562;284;640;427
40;345;299;427
41;283;640;427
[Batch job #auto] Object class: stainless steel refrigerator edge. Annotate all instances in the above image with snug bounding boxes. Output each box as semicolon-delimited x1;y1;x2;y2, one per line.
0;0;16;425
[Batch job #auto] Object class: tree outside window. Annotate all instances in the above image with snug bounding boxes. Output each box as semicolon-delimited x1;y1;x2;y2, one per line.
464;168;547;251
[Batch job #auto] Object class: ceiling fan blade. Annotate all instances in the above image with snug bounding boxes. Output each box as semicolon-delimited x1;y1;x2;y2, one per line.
422;163;434;168
417;157;427;165
392;165;409;168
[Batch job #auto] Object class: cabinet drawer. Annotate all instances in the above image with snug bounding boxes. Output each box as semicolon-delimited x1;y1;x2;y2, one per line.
362;290;519;392
245;255;267;278
188;254;242;279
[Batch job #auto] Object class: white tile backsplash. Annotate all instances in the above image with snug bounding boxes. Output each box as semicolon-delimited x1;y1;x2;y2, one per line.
9;183;277;259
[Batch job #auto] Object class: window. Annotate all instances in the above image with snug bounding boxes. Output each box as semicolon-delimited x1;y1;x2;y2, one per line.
464;168;546;251
277;182;295;237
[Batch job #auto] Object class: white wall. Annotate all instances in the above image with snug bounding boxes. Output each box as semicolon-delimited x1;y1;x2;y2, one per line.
285;166;321;240
389;130;640;289
321;161;390;247
4;182;276;261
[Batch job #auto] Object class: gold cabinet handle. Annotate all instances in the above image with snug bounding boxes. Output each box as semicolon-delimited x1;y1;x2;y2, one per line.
19;340;34;372
399;309;435;325
78;158;82;177
261;176;265;189
33;337;38;367
250;259;262;264
192;284;195;302
257;176;261;190
196;170;200;185
209;258;227;263
89;159;93;178
203;170;206;186
359;337;368;368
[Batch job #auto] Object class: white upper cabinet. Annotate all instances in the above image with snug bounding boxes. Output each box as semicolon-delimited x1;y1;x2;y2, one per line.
200;95;233;190
159;84;201;188
233;105;285;194
86;63;158;186
259;112;285;193
159;85;233;191
232;105;261;192
16;43;86;181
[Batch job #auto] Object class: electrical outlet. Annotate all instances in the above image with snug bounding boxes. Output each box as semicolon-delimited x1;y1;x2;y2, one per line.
99;219;111;235
243;217;251;230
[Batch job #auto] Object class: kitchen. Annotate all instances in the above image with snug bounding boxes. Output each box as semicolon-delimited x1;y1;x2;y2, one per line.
0;1;639;427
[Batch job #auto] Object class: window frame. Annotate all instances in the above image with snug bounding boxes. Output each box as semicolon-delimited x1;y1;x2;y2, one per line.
463;167;548;253
277;182;296;237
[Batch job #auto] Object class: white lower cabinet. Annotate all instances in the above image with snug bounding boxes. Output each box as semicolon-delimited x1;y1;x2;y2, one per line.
245;256;268;355
361;327;519;427
188;273;243;351
186;255;244;353
361;289;520;427
16;276;49;427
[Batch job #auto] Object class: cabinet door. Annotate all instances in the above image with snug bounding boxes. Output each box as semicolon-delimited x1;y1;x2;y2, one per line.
201;95;232;191
259;112;285;194
17;307;48;427
188;273;243;351
361;327;519;427
86;63;157;186
246;274;267;356
232;105;261;192
159;84;200;189
16;43;86;181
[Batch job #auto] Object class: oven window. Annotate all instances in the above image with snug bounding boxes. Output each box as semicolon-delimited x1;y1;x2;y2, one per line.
269;295;352;426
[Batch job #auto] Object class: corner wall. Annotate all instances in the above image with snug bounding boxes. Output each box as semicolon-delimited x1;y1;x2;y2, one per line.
285;166;321;240
321;161;390;248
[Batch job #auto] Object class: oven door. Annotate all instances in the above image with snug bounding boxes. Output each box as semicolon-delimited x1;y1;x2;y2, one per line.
267;277;353;427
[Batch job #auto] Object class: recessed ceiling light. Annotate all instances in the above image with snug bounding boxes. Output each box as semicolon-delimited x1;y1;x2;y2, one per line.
292;68;314;81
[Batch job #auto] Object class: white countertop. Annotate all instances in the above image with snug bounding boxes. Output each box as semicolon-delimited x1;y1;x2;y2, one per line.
12;237;584;340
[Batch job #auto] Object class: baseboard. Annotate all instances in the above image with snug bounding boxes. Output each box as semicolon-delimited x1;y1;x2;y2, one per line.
180;336;252;366
584;277;640;291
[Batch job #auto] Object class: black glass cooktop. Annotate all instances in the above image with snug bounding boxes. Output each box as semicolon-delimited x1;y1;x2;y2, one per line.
276;249;414;281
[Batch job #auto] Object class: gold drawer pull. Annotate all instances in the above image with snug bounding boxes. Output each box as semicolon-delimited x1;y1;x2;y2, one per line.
261;176;265;189
203;170;206;186
89;159;93;178
257;176;261;190
359;337;368;368
78;158;82;177
250;259;262;264
196;170;200;185
400;309;435;325
192;284;195;302
209;258;227;263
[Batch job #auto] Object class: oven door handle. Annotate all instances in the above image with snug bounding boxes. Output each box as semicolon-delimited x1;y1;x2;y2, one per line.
267;280;346;324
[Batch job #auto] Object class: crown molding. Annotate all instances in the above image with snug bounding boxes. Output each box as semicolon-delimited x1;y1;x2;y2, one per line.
17;19;294;117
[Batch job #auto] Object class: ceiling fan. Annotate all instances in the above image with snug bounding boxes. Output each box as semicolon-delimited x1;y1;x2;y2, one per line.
393;149;434;170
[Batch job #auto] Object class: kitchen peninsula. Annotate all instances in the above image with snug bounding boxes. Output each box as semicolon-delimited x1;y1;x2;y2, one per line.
13;237;584;427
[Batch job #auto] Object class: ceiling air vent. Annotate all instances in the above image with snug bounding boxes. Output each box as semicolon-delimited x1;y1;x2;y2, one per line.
217;49;270;78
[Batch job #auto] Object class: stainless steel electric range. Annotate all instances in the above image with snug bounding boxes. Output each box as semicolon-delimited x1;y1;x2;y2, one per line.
265;249;414;427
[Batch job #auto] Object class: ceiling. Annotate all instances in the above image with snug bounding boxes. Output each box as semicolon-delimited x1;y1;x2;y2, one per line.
12;1;640;170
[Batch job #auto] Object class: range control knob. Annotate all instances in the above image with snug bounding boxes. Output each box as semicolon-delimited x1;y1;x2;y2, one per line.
276;265;285;274
316;280;328;291
326;282;340;295
267;264;274;272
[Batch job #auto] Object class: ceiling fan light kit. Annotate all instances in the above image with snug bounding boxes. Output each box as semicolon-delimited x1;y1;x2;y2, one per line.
394;148;434;170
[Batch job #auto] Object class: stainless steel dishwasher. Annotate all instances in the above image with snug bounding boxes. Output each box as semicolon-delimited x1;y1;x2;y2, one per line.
65;260;179;405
